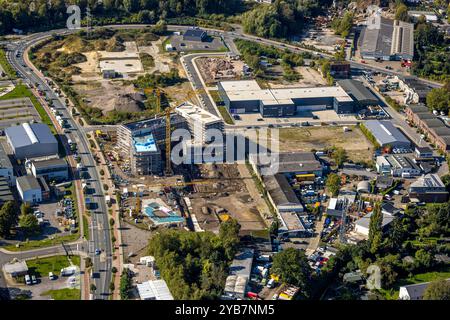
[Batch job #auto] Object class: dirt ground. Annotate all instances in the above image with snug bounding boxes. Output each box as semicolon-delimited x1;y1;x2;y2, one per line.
268;67;327;88
278;126;374;163
71;38;183;116
301;27;344;53
196;56;245;85
73;80;140;114
189;164;266;234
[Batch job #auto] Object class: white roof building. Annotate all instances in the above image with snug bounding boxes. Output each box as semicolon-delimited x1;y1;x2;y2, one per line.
136;280;174;300
399;279;450;300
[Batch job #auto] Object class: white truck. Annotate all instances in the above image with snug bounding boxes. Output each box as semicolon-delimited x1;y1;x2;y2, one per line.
60;266;77;277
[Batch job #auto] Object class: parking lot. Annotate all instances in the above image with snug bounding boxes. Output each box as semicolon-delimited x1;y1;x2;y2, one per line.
168;35;226;52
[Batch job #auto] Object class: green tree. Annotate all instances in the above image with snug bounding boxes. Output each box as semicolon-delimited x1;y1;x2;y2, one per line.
326;173;341;196
272;248;312;296
331;11;354;37
151;19;167;35
20;203;33;216
219;218;241;260
0;201;18;237
90;283;97;293
19;213;39;235
426;87;450;115
423;280;450;300
368;203;383;254
395;4;409;22
120;268;132;300
414;249;434;269
331;147;347;167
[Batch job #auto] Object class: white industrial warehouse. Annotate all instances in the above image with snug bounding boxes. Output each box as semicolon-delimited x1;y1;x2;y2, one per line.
5;123;58;159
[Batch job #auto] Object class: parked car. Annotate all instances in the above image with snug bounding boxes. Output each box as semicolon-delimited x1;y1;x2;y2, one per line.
31;275;37;284
25;274;31;285
49;272;56;280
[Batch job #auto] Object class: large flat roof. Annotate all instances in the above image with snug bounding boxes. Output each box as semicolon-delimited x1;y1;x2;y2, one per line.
0;143;12;169
16;175;41;191
32;158;67;169
264;174;301;207
219;80;353;105
136;280;174;300
5;123;56;149
337;79;379;103
360;14;414;58
364;120;410;146
228;248;254;278
410;174;446;189
176;103;222;126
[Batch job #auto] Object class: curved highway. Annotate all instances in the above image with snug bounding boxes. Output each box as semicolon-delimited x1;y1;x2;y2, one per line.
6;36;112;300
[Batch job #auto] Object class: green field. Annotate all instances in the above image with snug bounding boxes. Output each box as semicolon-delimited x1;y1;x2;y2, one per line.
83;215;89;240
3;232;79;252
41;288;81;300
0;49;17;79
378;265;450;300
218;106;234;125
27;255;80;277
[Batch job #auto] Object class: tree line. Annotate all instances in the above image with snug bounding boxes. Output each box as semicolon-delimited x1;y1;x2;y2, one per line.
0;0;244;35
146;219;241;299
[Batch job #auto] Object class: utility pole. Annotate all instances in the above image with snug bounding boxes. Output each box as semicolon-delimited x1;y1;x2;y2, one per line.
86;6;93;39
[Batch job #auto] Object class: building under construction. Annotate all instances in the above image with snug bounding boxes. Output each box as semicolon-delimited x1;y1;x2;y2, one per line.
117;103;225;176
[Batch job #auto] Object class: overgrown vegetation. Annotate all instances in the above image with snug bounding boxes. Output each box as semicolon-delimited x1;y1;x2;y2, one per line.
412;21;450;83
241;0;321;38
0;48;17;79
359;123;381;149
0;0;246;35
147;219;241;299
235;39;309;82
426;83;450;116
331;11;353;38
316;201;450;299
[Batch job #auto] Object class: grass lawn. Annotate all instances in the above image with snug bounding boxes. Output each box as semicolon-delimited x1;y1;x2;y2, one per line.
3;232;79;252
218;106;234;125
0;49;17;79
378;265;450;300
27;255;80;277
41;288;81;300
83;215;89;240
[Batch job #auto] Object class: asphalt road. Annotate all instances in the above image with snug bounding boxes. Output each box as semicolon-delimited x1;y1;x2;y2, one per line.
0;241;85;300
6;38;112;299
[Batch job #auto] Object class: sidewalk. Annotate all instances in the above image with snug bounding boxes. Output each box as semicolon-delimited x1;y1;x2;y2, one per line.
90;138;124;300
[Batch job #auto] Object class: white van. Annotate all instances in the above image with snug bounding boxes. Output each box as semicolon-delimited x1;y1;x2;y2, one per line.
25;274;31;285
